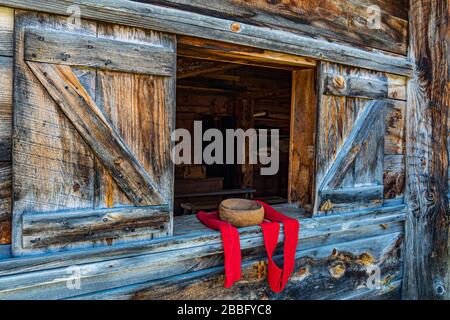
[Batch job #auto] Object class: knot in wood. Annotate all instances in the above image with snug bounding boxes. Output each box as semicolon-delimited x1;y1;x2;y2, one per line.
332;75;346;90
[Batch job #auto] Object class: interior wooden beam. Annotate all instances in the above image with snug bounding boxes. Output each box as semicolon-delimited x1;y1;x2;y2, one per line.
178;36;316;70
177;57;240;79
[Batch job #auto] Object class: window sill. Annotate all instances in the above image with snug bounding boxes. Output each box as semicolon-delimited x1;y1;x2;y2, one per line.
0;204;405;277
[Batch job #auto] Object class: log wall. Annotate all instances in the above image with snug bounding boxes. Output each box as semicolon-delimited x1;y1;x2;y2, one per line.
0;7;13;245
143;0;408;56
0;0;430;300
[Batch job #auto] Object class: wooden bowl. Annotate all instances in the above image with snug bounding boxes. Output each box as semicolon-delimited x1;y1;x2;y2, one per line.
219;199;264;228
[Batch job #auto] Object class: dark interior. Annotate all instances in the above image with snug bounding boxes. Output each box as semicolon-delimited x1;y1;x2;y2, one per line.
174;56;292;215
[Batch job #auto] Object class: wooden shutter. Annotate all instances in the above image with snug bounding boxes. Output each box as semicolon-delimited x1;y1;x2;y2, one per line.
12;11;175;256
314;62;405;214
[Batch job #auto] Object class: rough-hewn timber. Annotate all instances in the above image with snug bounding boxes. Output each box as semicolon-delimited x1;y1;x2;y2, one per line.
0;205;405;299
0;0;412;75
403;0;450;300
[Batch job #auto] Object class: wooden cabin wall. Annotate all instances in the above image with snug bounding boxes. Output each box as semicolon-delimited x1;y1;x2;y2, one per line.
402;0;449;300
0;7;13;245
141;0;408;56
0;0;430;301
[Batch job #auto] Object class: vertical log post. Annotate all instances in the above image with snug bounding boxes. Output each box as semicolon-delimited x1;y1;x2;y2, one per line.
403;0;450;299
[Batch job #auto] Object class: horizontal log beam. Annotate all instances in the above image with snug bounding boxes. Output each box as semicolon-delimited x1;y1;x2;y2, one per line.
27;62;165;206
0;0;413;75
320;185;384;207
68;232;404;300
22;206;170;251
324;74;406;100
324;74;387;99
0;205;405;279
24;28;175;76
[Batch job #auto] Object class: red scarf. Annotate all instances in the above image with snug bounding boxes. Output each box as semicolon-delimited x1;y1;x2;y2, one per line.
196;201;299;293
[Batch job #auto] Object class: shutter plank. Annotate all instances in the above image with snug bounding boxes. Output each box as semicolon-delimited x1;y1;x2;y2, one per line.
24;28;175;76
22;205;170;251
27;62;165;206
12;11;97;256
319;100;386;190
94;23;175;209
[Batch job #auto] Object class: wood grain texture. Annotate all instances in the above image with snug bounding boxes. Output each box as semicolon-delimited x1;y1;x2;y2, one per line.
148;0;408;55
324;73;406;101
385;100;405;155
235;99;254;189
69;232;403;300
387;74;407;100
27;62;166;207
320;99;384;190
384;155;405;200
0;162;11;244
403;0;450;300
177;36;316;69
314;62;401;215
24;28;175;76
288;69;316;208
12;11;97;256
0;205;405;299
0;55;12;161
94;23;175;217
0;7;13;56
177;57;240;79
22;205;170;252
0;204;404;275
13;12;176;256
0;0;412;75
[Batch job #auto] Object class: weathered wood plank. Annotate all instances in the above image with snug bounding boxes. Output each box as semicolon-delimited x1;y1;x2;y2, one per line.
235;99;254;189
385;100;405;155
0;7;13;56
403;0;450;300
149;0;408;55
288;69;316;208
177;36;316;69
315;64;388;214
0;221;404;299
0;0;413;75
68;232;403;300
0;244;10;259
12;10;97;256
0;55;12;161
324;73;387;99
387;74;407;100
177;57;240;79
384;155;405;200
93;23;175;226
24;28;175;76
27;62;166;206
320;185;383;209
319;100;386;191
22;206;170;252
0;205;405;278
0;162;11;244
324;73;406;101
